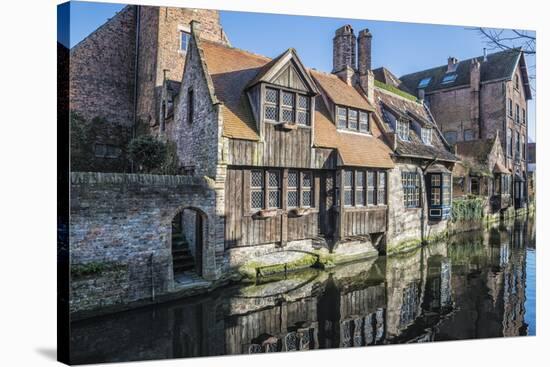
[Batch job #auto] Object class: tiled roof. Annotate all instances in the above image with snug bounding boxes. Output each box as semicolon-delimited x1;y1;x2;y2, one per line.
310;70;375;111
400;48;530;98
373;87;457;162
313;97;394;168
200;40;270;141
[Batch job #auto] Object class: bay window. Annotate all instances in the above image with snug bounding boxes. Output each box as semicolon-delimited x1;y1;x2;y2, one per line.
426;172;452;221
342;169;387;207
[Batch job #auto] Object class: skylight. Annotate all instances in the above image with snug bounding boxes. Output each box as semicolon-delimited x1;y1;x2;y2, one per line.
418;77;431;88
441;73;458;84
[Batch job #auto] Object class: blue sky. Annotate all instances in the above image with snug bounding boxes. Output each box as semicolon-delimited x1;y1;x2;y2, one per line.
61;1;536;140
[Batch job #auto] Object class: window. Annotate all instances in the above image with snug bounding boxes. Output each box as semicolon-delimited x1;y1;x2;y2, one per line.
337;106;347;128
402;171;420;208
421;128;432;145
336;106;370;133
377;172;387;205
521;136;525;160
522;108;526;124
94;143;121;159
187;89;194;124
297;95;310;125
355;171;365;206
344;170;354;206
429;173;451;207
367;171;376;205
250;170;264;210
267;170;281;208
180;31;190;52
287;171;298;208
507;98;513;117
418;77;431;89
444;131;458;145
301;171;313;207
441;73;457;84
359;111;369;132
397;119;409;141
506;128;514;157
343;169;386;207
515;131;520;155
281;91;295;123
515;74;520;89
464;129;474;141
470;177;480;195
263;87;311;126
515;104;520;123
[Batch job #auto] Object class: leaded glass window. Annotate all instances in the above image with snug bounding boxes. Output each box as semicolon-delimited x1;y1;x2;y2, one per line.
281;91;295;123
355;171;365;206
267;170;281;208
302;171;312;207
344;170;353;206
250;170;264;210
377;171;386;205
367;171;376;205
297;95;310;126
264;87;279;121
287;170;298;208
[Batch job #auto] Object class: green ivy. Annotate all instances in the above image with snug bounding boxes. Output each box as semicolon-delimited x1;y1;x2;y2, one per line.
451;196;485;222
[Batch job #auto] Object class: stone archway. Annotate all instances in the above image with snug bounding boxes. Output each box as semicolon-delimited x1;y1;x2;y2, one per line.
170;207;208;280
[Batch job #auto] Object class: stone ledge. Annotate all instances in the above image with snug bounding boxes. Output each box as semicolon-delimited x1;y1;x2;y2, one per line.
71;171;209;187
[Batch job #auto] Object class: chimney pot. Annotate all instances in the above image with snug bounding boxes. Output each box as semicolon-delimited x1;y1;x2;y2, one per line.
447;56;458;72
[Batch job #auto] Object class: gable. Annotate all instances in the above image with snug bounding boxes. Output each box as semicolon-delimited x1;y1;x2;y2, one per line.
271;62;308;91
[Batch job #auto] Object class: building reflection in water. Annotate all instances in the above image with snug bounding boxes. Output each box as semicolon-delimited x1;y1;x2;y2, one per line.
70;217;535;364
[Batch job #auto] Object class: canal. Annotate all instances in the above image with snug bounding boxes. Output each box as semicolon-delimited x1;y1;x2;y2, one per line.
70;216;536;364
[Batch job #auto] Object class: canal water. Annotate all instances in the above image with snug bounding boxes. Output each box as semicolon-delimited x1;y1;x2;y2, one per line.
70;216;536;364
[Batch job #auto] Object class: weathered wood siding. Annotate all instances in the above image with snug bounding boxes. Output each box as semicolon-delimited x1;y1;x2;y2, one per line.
224;168;323;248
341;207;387;237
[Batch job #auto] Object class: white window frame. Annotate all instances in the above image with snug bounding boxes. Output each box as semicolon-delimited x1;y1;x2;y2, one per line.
421;127;432;145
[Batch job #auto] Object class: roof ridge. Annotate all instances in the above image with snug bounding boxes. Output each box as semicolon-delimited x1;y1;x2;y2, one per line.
200;39;272;61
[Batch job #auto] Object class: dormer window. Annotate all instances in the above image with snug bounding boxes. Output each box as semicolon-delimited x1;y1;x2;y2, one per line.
421;127;432;145
418;77;431;89
335;105;370;133
441;73;457;84
397;119;409;141
264;86;310;126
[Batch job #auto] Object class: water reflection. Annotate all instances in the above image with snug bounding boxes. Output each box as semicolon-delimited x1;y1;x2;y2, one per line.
71;217;536;364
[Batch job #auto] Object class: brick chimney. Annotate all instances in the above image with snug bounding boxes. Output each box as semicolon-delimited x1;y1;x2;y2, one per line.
447;56;458;73
357;28;374;103
470;58;482;138
332;25;356;85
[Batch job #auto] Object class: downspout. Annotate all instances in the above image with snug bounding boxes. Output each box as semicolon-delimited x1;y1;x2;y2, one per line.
131;5;141;172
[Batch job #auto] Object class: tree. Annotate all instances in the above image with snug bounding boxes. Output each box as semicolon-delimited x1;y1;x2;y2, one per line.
475;28;536;93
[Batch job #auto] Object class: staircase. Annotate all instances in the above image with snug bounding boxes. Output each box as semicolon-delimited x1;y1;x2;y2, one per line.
172;232;196;274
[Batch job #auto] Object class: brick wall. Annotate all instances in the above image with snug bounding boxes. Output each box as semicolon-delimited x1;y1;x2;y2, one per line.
69;172;222;314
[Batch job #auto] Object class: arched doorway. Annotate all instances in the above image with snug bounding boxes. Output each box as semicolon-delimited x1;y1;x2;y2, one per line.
171;208;205;278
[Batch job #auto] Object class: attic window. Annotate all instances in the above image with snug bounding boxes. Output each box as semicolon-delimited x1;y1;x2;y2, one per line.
441;73;457;84
514;74;520;90
418;77;431;89
421;127;432;145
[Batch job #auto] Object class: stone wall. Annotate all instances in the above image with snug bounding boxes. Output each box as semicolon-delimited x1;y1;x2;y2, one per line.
386;162;449;253
70;6;137;127
69;172;222;314
172;30;223;180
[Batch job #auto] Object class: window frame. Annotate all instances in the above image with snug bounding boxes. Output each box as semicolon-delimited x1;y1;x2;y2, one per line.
470;176;480;195
421;127;433;145
515;103;520;124
266;170;282;209
335;105;371;134
250;170;265;211
187;88;194;124
263;85;311;126
179;30;191;52
402;171;420;208
396;119;410;141
342;169;386;207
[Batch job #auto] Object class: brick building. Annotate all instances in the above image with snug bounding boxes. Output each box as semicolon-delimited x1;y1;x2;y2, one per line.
69;5;229;171
399;49;532;209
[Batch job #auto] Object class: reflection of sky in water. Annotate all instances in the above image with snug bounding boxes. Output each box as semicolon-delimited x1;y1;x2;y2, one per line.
525;248;536;335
